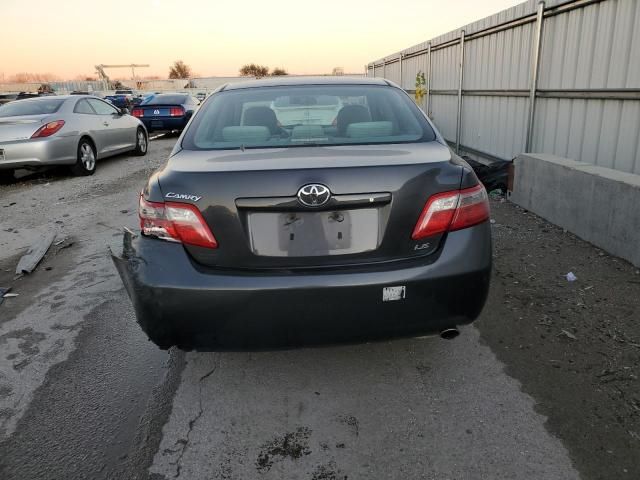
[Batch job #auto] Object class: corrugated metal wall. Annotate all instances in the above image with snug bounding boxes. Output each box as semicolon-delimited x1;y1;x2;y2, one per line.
367;0;640;175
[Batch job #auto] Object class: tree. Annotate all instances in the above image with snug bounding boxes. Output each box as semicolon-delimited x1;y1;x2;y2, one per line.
239;63;269;78
169;60;192;79
38;83;54;94
271;68;288;76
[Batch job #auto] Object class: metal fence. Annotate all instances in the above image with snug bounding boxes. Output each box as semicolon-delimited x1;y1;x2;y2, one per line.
0;81;106;95
367;0;640;175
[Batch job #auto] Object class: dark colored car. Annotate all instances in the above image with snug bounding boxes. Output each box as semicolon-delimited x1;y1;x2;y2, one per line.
131;94;199;132
112;77;492;351
104;94;131;109
0;94;18;105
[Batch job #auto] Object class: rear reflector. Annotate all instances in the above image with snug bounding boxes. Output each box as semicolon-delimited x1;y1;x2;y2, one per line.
169;107;184;117
412;184;489;240
139;195;218;248
31;120;65;138
132;108;143;117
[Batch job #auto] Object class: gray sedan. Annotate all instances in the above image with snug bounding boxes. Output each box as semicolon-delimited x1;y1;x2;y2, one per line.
0;95;148;182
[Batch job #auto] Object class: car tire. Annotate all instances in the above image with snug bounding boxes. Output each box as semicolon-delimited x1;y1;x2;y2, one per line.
0;169;15;185
71;138;97;176
134;128;148;156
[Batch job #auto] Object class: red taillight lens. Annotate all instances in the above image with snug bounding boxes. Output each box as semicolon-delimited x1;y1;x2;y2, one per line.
412;184;489;240
31;120;65;138
139;195;218;249
132;108;143;117
449;184;491;231
169;107;184;117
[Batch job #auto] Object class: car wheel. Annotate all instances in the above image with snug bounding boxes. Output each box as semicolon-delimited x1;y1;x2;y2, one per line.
134;128;148;156
0;169;15;184
71;139;97;176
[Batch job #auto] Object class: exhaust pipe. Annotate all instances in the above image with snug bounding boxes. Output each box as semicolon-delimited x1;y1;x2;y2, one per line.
440;328;460;340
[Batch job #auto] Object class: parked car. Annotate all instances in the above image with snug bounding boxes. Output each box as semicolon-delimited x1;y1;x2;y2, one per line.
0;95;148;182
131;93;199;132
104;94;132;110
0;94;18;105
112;77;492;350
16;92;54;100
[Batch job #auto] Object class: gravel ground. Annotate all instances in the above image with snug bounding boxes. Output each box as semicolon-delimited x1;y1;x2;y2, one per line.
0;144;638;479
477;198;640;480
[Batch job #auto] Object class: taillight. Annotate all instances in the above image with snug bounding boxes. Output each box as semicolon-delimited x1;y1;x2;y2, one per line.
139;195;218;249
169;107;184;117
412;184;489;240
31;120;65;138
132;108;143;117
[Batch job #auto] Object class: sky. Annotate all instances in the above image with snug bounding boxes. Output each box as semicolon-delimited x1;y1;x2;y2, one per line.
1;0;522;80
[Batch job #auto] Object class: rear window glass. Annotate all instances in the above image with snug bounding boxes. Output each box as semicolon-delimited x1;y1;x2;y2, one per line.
141;95;187;106
182;85;435;150
0;98;65;117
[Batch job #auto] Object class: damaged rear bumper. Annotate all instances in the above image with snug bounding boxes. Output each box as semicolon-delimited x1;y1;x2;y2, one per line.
111;225;491;350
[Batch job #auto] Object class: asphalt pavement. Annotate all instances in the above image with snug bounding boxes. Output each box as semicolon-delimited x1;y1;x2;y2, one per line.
0;138;637;479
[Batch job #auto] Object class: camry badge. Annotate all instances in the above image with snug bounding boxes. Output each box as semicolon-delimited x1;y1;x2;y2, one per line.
165;192;202;202
297;184;331;207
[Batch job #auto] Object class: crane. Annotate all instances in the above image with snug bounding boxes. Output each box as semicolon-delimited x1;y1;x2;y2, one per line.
95;64;150;89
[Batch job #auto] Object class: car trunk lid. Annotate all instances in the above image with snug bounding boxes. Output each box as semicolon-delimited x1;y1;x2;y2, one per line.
0;115;50;142
156;142;464;270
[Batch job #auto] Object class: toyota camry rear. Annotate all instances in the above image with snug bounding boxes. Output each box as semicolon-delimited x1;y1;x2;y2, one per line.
112;77;491;350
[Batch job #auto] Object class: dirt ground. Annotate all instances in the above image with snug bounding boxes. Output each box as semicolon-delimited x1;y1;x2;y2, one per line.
479;198;640;480
1;145;639;479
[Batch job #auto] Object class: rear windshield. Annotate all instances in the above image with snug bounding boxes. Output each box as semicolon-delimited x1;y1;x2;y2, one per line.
115;90;133;95
181;85;436;150
0;98;65;117
141;94;187;106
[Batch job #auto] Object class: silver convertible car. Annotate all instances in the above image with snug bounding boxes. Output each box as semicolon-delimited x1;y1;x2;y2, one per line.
0;95;148;182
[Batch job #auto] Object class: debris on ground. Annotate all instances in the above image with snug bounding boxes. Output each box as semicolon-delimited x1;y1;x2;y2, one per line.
0;287;11;305
558;329;577;340
15;232;56;275
566;272;578;282
462;157;511;192
56;240;75;252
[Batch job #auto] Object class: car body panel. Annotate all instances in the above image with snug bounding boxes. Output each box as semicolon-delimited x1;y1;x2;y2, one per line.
150;143;464;269
112;222;491;350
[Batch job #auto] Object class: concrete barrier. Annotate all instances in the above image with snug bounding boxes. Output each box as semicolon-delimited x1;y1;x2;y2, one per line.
509;153;640;267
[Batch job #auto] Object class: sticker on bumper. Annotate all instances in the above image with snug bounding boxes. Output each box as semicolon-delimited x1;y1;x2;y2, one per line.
383;286;406;302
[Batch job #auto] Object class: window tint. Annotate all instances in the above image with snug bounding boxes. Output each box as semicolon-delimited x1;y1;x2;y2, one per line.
0;98;65;117
182;85;436;150
87;98;119;115
141;94;188;106
74;99;95;114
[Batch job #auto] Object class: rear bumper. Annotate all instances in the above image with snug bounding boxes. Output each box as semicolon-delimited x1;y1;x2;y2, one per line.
0;135;78;169
139;117;187;132
112;223;492;350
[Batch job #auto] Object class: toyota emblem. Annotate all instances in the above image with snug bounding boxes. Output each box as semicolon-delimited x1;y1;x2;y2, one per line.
297;184;331;207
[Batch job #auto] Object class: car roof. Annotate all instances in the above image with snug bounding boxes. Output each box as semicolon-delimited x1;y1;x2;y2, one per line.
223;75;389;91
